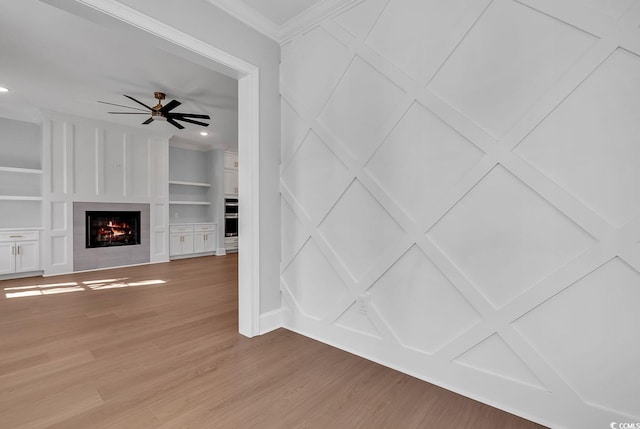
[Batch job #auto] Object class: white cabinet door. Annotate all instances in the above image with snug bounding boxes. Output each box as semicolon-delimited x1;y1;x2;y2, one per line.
224;152;238;170
203;231;216;252
15;241;39;272
193;231;206;254
0;242;16;275
169;233;183;256
224;170;238;195
182;233;194;255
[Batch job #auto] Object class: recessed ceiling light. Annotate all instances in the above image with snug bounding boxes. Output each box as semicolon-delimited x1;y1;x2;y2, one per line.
200;131;208;136
0;87;9;93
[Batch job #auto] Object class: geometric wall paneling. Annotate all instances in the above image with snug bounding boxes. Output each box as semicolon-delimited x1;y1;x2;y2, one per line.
369;245;481;354
50;235;68;266
427;0;596;139
428;166;594;308
331;0;388;40
154;203;165;229
454;334;547;390
318;180;407;282
515;48;640;228
575;0;637;18
50;201;67;232
280;98;309;167
102;129;125;196
280;25;353;116
72;123;98;196
513;257;640;418
280;198;310;267
366;0;491;81
281;238;351;320
154;231;166;256
280;0;640;425
280;131;352;222
49;120;66;195
365;101;484;222
125;135;151;198
318;57;407;163
333;303;383;339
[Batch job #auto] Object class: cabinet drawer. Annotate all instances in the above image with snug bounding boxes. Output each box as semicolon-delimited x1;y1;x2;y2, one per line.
169;225;194;234
0;230;39;242
194;224;216;232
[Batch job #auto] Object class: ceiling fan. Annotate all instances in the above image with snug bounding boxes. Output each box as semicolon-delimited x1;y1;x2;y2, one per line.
99;92;211;129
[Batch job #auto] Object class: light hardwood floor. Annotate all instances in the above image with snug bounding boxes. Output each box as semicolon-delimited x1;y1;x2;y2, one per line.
0;255;545;428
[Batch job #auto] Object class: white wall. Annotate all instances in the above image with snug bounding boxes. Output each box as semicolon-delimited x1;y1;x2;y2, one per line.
280;0;640;427
42;111;170;275
115;0;282;313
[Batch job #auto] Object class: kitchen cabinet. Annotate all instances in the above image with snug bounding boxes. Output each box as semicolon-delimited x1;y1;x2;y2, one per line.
170;223;217;258
193;224;217;254
224;170;238;196
0;230;40;276
224;152;238;170
224;151;238;196
169;225;194;257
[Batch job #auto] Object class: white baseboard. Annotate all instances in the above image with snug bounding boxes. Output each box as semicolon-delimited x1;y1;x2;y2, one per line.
216;248;227;255
259;308;284;334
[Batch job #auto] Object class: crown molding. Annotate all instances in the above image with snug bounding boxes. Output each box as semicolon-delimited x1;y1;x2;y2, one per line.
205;0;280;41
206;0;358;44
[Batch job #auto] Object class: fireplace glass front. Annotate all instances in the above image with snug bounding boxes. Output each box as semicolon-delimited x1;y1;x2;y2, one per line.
86;211;141;248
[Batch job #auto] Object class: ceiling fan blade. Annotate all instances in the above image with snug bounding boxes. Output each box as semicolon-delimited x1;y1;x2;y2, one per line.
98;101;148;112
161;99;181;114
173;117;209;127
123;95;154;111
167;117;185;129
170;113;211;119
142;118;154;125
107;112;149;114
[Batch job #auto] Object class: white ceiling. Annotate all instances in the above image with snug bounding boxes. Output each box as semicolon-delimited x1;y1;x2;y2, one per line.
0;0;239;150
239;0;325;25
0;0;348;149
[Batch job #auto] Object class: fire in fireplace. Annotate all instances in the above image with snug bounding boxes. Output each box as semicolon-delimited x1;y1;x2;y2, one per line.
86;211;141;248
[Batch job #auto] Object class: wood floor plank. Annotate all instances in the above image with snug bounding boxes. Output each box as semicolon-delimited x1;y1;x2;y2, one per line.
0;255;545;428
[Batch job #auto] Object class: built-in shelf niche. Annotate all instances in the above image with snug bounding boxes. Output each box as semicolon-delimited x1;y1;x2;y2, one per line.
168;144;216;225
0;117;43;229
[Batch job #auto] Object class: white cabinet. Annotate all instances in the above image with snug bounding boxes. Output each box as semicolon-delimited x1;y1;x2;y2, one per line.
0;230;40;276
169;225;194;257
0;242;15;275
170;224;217;258
224;170;238;196
224;152;238;170
193;224;217;254
224;151;238;196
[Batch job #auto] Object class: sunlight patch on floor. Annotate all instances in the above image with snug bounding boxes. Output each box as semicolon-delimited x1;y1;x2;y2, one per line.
4;278;166;298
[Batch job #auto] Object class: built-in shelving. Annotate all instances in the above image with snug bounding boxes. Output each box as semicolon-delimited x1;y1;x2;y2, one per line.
0;166;42;175
0;196;43;201
168;144;218;226
168;201;211;205
169;180;211;187
0;118;43;229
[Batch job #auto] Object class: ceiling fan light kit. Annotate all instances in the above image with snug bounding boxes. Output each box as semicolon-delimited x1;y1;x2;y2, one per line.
99;91;211;129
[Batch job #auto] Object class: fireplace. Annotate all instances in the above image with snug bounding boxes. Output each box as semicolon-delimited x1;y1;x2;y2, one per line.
86;211;141;248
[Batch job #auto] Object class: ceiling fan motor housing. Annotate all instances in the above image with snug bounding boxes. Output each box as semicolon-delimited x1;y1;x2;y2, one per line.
153;92;166;111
